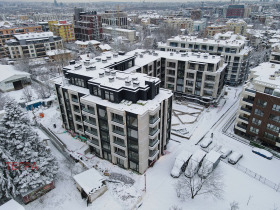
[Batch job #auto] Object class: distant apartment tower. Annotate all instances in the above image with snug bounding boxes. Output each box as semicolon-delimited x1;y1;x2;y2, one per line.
6;32;63;59
226;5;251;18
48;20;75;42
74;8;102;41
158;32;250;86
0;25;42;58
234;62;280;148
53;52;172;174
101;10;128;28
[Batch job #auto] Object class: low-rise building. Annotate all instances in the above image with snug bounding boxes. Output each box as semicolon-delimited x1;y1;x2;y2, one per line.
164;18;194;34
235;62;280;148
102;27;136;42
270;43;280;64
226;19;247;36
6;32;63;59
101;10;128;28
205;25;227;37
46;49;72;62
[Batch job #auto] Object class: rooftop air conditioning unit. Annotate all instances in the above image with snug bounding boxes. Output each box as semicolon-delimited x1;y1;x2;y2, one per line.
108;76;114;82
269;74;275;80
99;72;104;78
125;80;131;86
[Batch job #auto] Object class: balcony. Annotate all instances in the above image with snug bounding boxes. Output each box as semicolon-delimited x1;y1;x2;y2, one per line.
72;98;79;103
149;139;159;150
149;127;159;137
114;150;126;159
149;117;160;127
112;117;123;125
73;108;80;114
245;88;256;96
235;124;247;133
113;139;126;148
238;116;249;124
85;129;98;137
113;129;125;136
149;150;159;161
82;108;95;115
242;98;254;105
240;107;251;114
88;139;99;146
84;119;96;126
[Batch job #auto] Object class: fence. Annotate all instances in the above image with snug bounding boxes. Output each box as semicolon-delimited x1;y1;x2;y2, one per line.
221;159;280;192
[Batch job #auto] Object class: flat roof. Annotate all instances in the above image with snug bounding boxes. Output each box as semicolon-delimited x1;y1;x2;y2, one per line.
14;32;54;40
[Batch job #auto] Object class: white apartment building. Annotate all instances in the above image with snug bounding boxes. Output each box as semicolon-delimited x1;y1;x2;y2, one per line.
6;32;63;59
53;52;173;174
164;18;194;34
158;32;251;86
102;27;136;42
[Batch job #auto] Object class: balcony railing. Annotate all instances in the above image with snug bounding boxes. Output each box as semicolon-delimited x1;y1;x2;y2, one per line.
88;139;99;146
243;98;254;104
149;128;159;136
74;108;80;113
85;129;98;136
245;88;256;94
82;108;95;115
112;117;123;124
236;124;247;130
149;150;159;160
84;119;96;126
149;139;159;147
149;117;159;124
72;98;79;103
113;129;125;136
114;139;126;147
241;107;251;114
239;116;249;122
115;150;126;158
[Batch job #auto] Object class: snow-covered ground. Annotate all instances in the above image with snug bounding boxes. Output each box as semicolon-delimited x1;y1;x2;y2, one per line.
23;86;280;210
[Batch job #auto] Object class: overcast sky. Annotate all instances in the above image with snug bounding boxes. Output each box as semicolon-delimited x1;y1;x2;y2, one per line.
1;0;233;2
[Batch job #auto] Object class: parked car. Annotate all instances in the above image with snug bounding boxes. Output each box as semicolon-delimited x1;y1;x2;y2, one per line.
171;151;192;178
219;147;232;159
228;152;243;164
252;148;273;160
198;150;221;178
200;138;213;148
185;150;207;178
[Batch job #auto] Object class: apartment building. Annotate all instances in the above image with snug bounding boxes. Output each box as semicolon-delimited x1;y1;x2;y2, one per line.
226;19;247;36
164;18;194;34
234;62;280;148
6;32;63;59
102;27;136;42
205;25;227;37
226;5;251;18
48;20;75;42
101;10;128;29
53;52;173;174
158;32;250;86
270;43;280;64
74;8;102;41
130;50;226;105
0;25;42;58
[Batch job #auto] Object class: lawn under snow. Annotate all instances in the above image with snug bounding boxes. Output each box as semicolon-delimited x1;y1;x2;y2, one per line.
22;86;280;210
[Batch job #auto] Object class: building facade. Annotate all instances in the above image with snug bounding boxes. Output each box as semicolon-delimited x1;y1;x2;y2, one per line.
158;32;250;86
0;25;42;58
164;18;194;34
102;27;136;42
226;19;247;36
234;62;280;149
101;10;128;29
48;20;75;42
226;5;251;18
6;32;63;59
53;52;173;174
74;8;103;41
205;25;227;37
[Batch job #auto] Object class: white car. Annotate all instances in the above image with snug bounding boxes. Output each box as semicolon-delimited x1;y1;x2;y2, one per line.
219;147;232;159
185;150;207;178
200;138;213;148
228;152;243;164
171;151;192;178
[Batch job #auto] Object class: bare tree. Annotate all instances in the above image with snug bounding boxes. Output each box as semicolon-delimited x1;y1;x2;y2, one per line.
169;205;182;210
33;82;51;99
230;201;239;210
22;86;33;103
175;165;224;200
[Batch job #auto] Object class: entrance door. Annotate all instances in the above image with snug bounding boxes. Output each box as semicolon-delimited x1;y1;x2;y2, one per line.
13;80;23;90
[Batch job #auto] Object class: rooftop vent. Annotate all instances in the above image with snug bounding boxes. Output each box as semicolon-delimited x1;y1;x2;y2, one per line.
181;53;186;57
106;56;112;60
204;55;208;59
269;74;275;80
108;76;114;82
69;60;75;65
99;72;104;78
105;70;111;75
212;55;215;59
111;70;116;76
125;80;131;86
275;71;280;76
113;53;118;58
148;51;152;55
176;51;179;54
102;59;107;63
134;52;139;56
140;54;144;58
271;64;275;68
197;54;200;58
170;52;174;56
153;52;158;56
74;64;82;70
133;81;140;87
96;57;101;62
118;51;125;55
132;76;138;81
84;60;90;66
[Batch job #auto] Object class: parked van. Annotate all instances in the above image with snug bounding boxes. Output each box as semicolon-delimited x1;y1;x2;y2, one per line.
198;150;221;178
171;151;192;178
185;150;207;178
228;152;243;164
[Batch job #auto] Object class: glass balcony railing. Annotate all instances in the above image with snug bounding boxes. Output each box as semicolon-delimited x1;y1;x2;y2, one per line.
115;150;126;158
74;108;80;113
84;119;96;126
243;98;254;104
72;98;78;103
149;150;158;158
239;116;249;122
149;139;159;147
82;108;95;115
112;117;123;124
241;107;251;114
88;139;99;146
245;88;256;94
85;129;98;136
113;129;125;136
149;117;159;124
236;124;247;130
149;128;159;136
114;139;126;147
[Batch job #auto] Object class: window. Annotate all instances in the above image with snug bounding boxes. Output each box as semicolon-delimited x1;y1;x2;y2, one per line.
128;128;138;139
269;114;280;123
127;115;137;127
272;104;280;112
98;108;107;118
264;132;278;142
256;99;267;108
252;118;261;126
168;62;176;68
209;46;214;51
254;109;264;117
249;126;259;134
129;161;139;171
129;151;139;161
267;124;280;133
264;87;274;95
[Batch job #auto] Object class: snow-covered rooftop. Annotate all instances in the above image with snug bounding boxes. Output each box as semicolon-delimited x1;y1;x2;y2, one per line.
98;44;112;51
46;49;71;56
0;65;30;82
0;199;25;210
75;40;101;46
250;62;280;89
73;168;105;195
14;32;54;40
104;27;136;33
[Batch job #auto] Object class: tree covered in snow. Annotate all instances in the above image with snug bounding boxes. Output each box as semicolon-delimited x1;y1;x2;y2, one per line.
152;38;158;50
0;100;58;202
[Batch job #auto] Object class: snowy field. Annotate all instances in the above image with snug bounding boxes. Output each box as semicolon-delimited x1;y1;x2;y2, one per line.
10;86;280;210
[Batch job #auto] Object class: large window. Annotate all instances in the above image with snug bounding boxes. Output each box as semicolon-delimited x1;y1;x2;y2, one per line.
249;126;259;134
128;139;138;150
252;118;261;126
272;104;280;112
104;91;114;102
98;108;107;118
264;132;278;142
264;87;274;95
269;114;280;123
254;109;264;117
127;115;137;127
267;124;280;133
129;151;138;161
256;99;267;108
128;128;138;139
129;161;139;172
